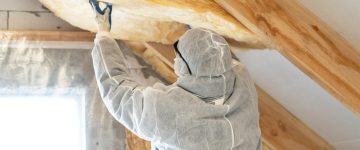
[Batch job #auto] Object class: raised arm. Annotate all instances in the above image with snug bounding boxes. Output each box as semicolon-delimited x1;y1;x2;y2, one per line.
92;31;146;134
90;1;152;140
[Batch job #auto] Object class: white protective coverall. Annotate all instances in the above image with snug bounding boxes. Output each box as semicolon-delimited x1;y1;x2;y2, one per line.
91;28;262;150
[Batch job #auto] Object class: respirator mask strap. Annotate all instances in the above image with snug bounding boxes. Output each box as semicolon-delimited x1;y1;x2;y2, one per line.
173;41;192;75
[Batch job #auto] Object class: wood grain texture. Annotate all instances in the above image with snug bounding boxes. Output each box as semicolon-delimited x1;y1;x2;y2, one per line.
141;48;178;83
125;130;151;150
145;42;176;68
147;42;333;150
215;0;360;117
0;30;95;41
258;87;333;150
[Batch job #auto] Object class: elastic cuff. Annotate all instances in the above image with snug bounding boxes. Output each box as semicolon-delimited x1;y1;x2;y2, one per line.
97;31;112;38
95;31;112;43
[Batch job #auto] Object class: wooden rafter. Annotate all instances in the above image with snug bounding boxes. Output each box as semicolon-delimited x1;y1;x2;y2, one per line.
214;0;360;117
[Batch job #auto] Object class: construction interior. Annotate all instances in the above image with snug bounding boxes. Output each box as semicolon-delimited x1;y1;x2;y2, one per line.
1;0;360;149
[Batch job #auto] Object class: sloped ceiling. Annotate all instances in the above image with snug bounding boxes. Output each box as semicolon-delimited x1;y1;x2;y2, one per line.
235;1;360;149
3;0;360;149
236;50;360;150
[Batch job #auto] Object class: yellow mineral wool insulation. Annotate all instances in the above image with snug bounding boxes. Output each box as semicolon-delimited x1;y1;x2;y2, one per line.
39;0;187;44
39;0;262;45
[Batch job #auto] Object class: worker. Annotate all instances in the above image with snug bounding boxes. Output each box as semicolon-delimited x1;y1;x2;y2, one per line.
90;1;261;150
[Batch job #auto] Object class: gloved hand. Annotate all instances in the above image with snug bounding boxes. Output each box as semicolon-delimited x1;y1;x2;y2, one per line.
90;1;112;32
95;7;111;32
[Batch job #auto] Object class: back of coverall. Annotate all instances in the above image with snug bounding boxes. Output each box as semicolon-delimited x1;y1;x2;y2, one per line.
91;28;261;150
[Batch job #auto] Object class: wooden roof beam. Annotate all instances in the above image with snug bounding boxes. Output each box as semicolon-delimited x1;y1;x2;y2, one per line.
215;0;360;117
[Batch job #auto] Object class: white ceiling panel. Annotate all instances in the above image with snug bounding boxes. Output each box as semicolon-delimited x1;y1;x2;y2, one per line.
235;50;360;147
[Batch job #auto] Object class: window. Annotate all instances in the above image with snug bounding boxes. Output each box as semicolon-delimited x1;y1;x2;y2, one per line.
0;96;85;150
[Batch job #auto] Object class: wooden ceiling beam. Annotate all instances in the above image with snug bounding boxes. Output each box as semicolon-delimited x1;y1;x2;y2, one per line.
214;0;360;117
0;30;95;41
144;42;176;68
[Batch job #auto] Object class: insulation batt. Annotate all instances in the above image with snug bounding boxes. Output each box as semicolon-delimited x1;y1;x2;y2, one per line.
39;0;262;45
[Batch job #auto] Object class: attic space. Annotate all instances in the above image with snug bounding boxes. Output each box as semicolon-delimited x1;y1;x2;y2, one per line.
1;0;360;150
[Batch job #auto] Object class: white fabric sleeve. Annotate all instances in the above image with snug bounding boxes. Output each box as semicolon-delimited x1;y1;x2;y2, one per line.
91;32;153;140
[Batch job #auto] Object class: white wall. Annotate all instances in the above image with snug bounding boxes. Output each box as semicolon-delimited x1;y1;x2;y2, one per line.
0;0;80;30
236;50;360;150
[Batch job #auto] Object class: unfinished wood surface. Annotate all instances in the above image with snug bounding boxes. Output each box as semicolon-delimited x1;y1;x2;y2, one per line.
139;48;178;83
147;42;333;150
0;30;95;41
145;42;176;68
258;87;333;150
262;142;274;150
125;130;151;150
215;0;360;117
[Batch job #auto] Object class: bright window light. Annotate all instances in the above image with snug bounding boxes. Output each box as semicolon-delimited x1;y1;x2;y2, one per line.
0;96;84;150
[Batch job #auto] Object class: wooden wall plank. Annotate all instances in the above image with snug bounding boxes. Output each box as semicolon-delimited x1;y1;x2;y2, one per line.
214;0;360;117
0;30;94;41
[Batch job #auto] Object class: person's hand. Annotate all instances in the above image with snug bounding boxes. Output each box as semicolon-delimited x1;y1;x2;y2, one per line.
91;1;112;32
95;7;110;32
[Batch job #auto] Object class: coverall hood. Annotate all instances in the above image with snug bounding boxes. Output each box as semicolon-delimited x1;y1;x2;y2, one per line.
175;28;235;101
